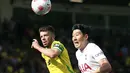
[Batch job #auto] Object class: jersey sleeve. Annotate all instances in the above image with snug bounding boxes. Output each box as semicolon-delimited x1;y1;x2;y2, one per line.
91;44;106;62
52;43;64;53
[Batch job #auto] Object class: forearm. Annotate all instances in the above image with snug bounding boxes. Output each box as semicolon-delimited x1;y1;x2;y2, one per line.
96;63;112;73
36;46;56;58
100;63;111;73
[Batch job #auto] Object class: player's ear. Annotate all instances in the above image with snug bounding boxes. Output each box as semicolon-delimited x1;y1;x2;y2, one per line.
84;34;88;40
52;33;55;40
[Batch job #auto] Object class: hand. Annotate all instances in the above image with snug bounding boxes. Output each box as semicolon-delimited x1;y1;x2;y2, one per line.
91;68;100;73
91;72;100;73
31;39;41;50
91;71;100;73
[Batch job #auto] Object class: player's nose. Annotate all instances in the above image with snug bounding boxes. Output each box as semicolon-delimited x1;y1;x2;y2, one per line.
72;36;77;41
41;36;45;41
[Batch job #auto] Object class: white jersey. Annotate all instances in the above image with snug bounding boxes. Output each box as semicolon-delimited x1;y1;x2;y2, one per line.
76;43;107;73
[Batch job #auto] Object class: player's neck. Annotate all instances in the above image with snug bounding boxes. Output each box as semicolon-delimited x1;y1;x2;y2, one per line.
48;40;55;48
80;41;89;52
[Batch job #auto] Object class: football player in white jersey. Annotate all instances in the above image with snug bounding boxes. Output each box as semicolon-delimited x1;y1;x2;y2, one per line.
72;24;112;73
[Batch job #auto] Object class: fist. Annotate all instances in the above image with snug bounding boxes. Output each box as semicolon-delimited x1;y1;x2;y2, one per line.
31;39;40;49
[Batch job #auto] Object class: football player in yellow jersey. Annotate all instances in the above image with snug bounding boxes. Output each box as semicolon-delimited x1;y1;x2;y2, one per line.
31;25;75;73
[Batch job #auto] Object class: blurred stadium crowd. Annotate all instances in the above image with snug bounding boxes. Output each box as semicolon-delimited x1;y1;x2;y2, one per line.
0;17;130;73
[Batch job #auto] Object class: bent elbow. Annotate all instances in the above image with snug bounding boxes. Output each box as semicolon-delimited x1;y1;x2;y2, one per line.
48;50;60;58
102;63;112;73
108;64;112;72
49;53;57;58
105;63;112;72
49;55;56;58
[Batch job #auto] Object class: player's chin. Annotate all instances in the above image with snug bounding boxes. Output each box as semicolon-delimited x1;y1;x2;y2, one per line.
43;43;48;47
74;44;80;49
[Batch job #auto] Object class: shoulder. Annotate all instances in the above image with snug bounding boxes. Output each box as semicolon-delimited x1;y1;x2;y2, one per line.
51;41;65;52
76;50;80;57
87;43;100;49
76;50;79;55
86;43;102;52
87;43;98;48
52;41;63;46
52;41;61;44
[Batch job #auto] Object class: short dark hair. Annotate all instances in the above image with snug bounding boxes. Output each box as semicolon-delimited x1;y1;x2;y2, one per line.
39;25;55;34
72;24;91;35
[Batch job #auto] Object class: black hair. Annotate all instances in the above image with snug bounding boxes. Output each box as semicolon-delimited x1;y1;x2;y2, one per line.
72;24;91;35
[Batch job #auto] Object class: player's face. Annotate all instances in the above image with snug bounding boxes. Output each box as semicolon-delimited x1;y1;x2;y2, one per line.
72;29;88;49
40;31;54;47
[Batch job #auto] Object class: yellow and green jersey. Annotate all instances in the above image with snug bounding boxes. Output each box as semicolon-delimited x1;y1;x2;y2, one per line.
41;41;74;73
